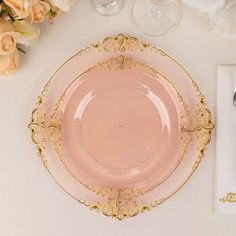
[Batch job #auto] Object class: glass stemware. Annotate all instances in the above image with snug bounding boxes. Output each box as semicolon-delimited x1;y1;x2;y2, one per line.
132;0;182;36
92;0;124;16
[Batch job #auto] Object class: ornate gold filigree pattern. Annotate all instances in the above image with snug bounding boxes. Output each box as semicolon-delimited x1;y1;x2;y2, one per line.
92;34;144;53
182;96;215;171
89;188;152;220
91;33;170;56
219;193;236;203
28;83;49;159
28;34;215;220
48;99;63;161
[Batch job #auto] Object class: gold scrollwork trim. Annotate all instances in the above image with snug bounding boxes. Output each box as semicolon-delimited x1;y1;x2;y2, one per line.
29;34;215;220
28;83;49;158
219;193;236;203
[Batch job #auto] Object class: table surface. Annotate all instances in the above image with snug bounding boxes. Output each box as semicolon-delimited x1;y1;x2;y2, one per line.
1;1;236;235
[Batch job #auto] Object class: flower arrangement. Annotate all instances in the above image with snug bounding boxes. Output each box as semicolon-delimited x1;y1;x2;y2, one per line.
0;0;74;76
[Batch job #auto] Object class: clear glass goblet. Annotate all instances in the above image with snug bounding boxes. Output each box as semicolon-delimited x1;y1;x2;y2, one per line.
92;0;124;16
132;0;182;36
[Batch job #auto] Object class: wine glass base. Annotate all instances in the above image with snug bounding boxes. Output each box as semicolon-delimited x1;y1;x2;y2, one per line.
132;0;182;36
93;0;123;16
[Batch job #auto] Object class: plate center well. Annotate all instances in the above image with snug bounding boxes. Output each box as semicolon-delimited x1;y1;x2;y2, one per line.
77;86;164;170
62;68;180;186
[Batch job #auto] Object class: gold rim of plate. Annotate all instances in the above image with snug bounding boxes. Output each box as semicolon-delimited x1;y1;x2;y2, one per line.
28;34;215;220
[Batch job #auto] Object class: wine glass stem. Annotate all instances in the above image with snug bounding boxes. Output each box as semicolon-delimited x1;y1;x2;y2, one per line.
149;1;162;18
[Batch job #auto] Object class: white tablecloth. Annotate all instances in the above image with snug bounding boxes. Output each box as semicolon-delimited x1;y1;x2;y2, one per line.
0;1;236;235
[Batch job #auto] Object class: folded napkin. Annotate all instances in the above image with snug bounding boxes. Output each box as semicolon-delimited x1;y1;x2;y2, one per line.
216;65;236;214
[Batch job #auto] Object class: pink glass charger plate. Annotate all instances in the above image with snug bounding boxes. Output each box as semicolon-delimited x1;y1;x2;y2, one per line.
28;34;215;220
51;55;189;193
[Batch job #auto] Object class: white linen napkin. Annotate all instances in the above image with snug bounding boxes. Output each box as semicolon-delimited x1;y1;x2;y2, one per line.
216;65;236;214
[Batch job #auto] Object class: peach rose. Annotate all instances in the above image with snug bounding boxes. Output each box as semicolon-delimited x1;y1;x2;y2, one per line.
0;50;19;76
28;1;50;23
3;0;31;18
0;18;18;56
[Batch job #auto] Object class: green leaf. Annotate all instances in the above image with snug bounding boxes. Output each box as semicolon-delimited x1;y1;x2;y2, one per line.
17;46;26;54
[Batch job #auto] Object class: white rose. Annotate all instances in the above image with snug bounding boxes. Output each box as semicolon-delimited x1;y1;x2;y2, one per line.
183;0;225;16
209;1;236;39
50;0;75;12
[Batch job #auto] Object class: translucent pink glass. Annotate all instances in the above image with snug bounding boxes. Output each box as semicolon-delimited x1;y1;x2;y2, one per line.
36;37;209;208
61;67;183;189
